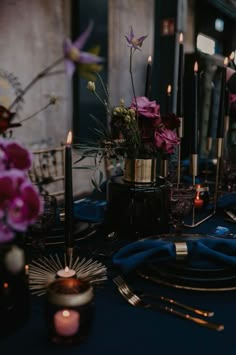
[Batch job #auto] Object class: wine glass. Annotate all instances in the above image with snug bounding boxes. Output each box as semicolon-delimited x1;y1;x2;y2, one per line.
169;183;196;235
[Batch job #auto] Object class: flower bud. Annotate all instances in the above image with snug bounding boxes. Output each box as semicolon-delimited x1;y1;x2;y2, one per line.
87;81;96;92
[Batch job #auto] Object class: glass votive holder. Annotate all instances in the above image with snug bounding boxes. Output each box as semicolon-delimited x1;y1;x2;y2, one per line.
45;278;94;345
194;184;210;208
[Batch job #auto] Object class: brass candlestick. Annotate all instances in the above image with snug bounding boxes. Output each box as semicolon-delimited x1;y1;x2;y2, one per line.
161;158;168;178
177;116;184;186
185;152;216;228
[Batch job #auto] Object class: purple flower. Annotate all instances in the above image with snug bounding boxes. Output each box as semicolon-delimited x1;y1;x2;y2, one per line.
161;113;180;130
130;97;161;121
0;106;21;134
0;223;14;244
154;128;180;154
63;21;104;77
125;27;148;50
0;139;32;172
0;169;43;236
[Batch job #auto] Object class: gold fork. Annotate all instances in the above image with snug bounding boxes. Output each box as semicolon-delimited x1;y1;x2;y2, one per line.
113;276;224;332
113;275;214;317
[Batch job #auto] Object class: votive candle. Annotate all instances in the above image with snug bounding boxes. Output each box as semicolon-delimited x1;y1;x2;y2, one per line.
57;266;76;278
54;309;80;337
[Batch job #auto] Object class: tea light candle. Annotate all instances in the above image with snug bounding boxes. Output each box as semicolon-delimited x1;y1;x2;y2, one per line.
46;278;94;344
54;309;80;337
194;193;204;209
57;266;76;278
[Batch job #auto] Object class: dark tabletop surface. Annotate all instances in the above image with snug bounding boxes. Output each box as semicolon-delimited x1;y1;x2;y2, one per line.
1;212;236;355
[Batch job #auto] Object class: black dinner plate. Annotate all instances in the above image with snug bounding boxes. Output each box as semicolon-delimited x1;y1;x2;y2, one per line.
136;233;236;291
27;221;98;246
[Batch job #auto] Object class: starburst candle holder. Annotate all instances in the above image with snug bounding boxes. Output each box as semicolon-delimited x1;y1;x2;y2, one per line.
29;253;107;296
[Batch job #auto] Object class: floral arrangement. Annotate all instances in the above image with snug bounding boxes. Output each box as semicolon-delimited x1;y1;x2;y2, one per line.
76;27;180;186
0;138;43;243
0;21;103;137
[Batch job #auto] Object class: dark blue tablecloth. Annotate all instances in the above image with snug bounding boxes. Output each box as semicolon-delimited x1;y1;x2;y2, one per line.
1;213;236;355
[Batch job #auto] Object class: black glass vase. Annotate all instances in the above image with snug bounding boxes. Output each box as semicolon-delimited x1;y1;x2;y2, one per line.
0;234;30;337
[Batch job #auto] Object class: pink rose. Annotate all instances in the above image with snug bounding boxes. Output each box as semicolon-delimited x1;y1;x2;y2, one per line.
130;96;161;121
154;128;180;154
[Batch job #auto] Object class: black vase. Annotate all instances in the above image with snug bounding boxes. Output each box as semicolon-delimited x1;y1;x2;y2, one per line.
0;235;30;337
105;174;171;240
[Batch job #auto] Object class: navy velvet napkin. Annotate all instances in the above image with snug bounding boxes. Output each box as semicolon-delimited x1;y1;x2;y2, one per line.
112;238;236;274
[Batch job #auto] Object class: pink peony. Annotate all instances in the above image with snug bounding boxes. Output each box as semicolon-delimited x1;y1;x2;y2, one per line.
154;128;180;154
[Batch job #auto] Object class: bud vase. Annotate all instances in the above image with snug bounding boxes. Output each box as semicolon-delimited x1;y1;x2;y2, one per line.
0;234;30;337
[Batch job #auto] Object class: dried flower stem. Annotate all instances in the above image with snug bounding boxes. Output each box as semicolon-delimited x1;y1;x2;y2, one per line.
18;101;52;124
9;57;64;110
129;48;138;115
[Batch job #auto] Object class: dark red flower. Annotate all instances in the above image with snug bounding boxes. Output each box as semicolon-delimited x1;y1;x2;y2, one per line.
0;105;21;134
161;113;180;130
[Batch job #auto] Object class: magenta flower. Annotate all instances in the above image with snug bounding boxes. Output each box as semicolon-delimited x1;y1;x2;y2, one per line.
0;169;43;237
130;97;161;121
64;21;104;77
125;27;148;50
7;182;43;232
161;113;180;130
154;128;180;154
0;223;14;243
0;139;32;171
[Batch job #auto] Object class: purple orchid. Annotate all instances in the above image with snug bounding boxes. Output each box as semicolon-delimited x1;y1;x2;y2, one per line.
0;139;32;172
7;181;43;232
63;21;104;77
0;170;43;234
125;26;148;50
0;223;14;243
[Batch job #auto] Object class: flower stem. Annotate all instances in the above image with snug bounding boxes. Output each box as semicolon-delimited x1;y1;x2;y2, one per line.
18;102;52;124
129;48;138;114
9;57;64;110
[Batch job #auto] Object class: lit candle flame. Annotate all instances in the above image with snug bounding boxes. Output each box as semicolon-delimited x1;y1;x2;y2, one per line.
194;61;198;73
179;32;183;44
62;310;70;318
229;51;235;61
224;57;229;67
65;266;69;273
66;131;72;145
148;55;152;64
25;264;29;275
167;84;172;95
3;282;8;289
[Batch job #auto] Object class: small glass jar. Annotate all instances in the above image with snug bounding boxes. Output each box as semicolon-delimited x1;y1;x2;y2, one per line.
45;278;94;344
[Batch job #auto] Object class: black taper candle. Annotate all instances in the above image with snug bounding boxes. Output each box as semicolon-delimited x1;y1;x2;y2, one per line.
166;84;172;114
177;32;184;117
65;131;74;250
191;62;198;154
207;82;214;138
217;58;228;138
144;56;152;99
